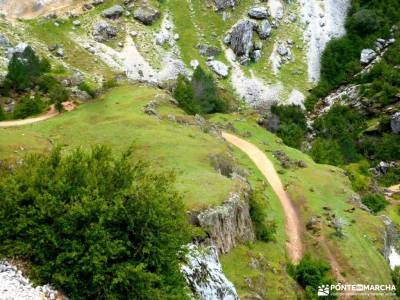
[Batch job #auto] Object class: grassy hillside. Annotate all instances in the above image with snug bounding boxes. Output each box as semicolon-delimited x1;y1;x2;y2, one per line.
0;85;234;209
0;84;393;297
212;112;392;286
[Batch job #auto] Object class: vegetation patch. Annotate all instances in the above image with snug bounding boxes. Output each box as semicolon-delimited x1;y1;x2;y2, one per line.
0;145;191;299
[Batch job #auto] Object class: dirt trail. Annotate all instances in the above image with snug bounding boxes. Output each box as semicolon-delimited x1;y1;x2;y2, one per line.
222;132;303;263
0;102;75;128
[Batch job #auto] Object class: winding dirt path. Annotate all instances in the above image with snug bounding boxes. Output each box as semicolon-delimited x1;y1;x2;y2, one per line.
222;132;303;263
0;102;75;128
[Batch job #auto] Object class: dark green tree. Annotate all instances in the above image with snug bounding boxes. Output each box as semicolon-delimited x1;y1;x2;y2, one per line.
174;75;199;115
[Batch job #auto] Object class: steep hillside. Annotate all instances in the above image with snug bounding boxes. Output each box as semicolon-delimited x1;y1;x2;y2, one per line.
0;0;398;299
0;0;350;111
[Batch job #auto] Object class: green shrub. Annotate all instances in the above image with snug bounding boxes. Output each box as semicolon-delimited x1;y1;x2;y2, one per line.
378;168;400;187
78;82;96;98
49;84;70;112
249;189;277;242
37;75;60;93
269;104;307;149
347;9;380;35
0;146;191;299
310;105;366;165
361;193;388;214
174;67;227;115
289;254;335;299
13;94;45;119
103;78;118;90
310;138;344;166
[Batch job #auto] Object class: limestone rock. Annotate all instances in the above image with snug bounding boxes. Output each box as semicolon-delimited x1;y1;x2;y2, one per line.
229;20;254;63
248;6;269;20
182;244;239;300
92;21;118;42
208;60;229;78
360;49;376;64
101;5;124;19
192;177;255;254
257;19;272;39
134;6;160;25
214;0;237;11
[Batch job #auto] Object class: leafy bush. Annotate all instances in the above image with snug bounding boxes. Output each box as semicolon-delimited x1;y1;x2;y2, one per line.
310;105;366;165
103;78;118;90
49;84;70;112
310;138;344;165
269;104;307;149
378;167;400;187
249;189;277;242
361;193;389;214
289;254;335;299
78;82;96;99
0;146;191;299
13;94;45;119
37;75;60;94
174;67;226;115
347;9;380;35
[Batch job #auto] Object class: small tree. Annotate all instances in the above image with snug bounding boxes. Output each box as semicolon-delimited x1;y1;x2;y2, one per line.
174;75;200;115
5;46;49;92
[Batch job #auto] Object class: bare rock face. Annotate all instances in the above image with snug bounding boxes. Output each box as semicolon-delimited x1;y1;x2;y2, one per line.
360;48;377;64
134;5;160;25
191;177;255;254
248;6;269;19
207;60;229;78
101;5;124;19
182;244;239;300
257;19;272;39
92;21;118;42
214;0;237;11
229;20;254;64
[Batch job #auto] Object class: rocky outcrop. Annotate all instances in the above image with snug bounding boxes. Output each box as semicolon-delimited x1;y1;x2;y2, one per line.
0;261;62;300
134;5;160;25
248;7;269;20
190;177;255;254
360;48;377;65
214;0;237;11
227;20;254;64
182;244;239;300
101;5;124;19
92;21;118;42
208;60;229;78
391;112;400;134
257;20;272;39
